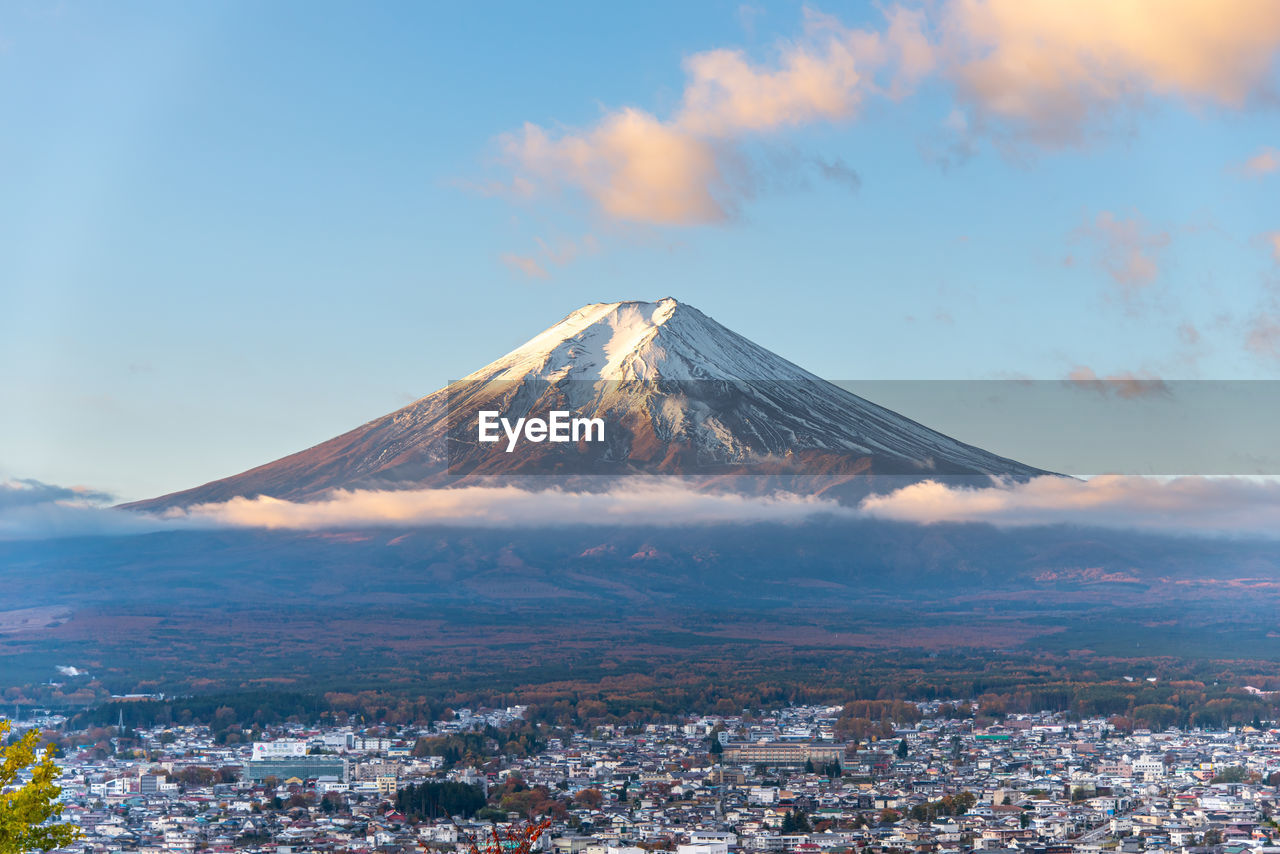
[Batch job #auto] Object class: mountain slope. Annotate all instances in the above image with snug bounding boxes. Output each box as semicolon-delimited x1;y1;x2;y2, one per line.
125;298;1047;510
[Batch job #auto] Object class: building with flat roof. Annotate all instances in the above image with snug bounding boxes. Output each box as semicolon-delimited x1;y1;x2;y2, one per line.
721;741;845;768
246;755;348;783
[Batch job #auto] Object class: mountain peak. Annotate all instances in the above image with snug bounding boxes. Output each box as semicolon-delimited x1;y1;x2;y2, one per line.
471;297;812;384
476;298;683;382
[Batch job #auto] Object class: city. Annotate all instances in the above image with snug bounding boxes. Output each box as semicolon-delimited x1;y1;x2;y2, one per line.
14;702;1280;854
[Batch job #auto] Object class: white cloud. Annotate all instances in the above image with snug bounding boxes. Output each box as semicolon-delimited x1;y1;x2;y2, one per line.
0;477;112;509
0;477;171;540
163;483;851;530
860;474;1280;537
10;474;1280;542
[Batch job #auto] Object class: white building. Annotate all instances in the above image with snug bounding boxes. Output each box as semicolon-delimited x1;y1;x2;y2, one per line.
1132;756;1165;780
251;740;308;761
677;844;728;854
689;833;737;848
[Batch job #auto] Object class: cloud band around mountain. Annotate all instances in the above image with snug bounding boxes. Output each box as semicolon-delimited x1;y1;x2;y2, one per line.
860;474;1280;537
7;474;1280;541
163;484;851;530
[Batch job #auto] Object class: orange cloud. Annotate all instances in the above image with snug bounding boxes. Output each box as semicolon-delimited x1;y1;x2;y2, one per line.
1065;366;1171;399
1246;313;1280;361
495;2;1280;221
501;7;930;225
504;112;730;225
677;7;933;135
499;252;549;279
1075;210;1170;298
1236;146;1280;177
500;235;599;280
941;0;1280;146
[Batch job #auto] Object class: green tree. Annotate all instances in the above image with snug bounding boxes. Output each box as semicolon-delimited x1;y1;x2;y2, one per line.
396;781;486;820
1;720;81;854
896;738;909;759
1211;766;1248;784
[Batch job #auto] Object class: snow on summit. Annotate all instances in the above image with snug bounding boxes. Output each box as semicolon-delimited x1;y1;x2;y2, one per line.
471;298;818;384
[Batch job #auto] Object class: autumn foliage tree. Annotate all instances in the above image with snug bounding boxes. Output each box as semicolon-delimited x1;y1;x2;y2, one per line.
572;788;603;809
445;816;552;854
1;720;81;854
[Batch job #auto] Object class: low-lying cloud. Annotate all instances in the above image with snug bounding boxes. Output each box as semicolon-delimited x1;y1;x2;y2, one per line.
0;478;169;540
0;478;113;509
164;484;852;530
860;474;1280;537
7;475;1280;541
0;477;855;540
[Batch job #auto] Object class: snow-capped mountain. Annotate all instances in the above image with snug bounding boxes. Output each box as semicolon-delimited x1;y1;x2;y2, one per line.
125;298;1046;510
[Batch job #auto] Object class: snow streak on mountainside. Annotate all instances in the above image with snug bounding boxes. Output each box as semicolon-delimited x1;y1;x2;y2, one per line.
125;299;1048;511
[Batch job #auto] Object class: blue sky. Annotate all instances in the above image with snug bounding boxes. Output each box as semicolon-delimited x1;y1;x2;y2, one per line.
2;0;1279;500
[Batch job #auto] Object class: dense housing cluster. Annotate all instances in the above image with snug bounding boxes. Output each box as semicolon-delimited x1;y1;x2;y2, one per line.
14;702;1280;854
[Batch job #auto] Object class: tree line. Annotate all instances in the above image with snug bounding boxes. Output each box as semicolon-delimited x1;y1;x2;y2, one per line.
57;667;1280;737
